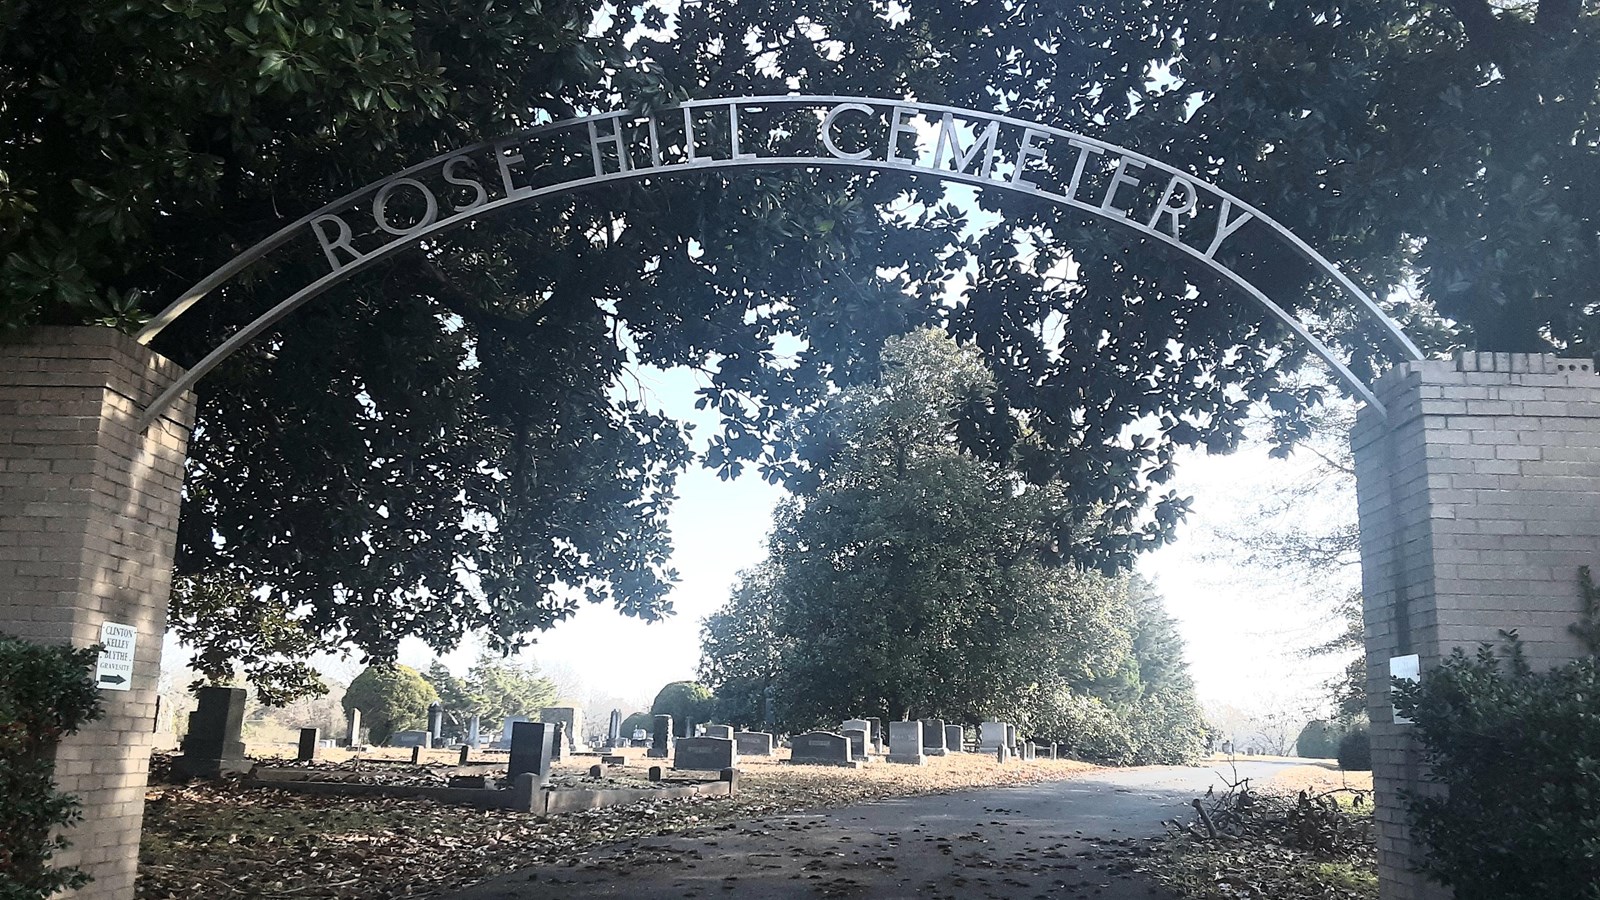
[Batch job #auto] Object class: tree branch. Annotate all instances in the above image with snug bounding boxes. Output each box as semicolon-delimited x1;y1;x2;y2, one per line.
1445;0;1511;61
408;257;544;337
1536;0;1582;38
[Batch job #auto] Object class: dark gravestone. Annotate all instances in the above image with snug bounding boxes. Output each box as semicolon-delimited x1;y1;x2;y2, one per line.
508;721;555;784
734;731;774;756
705;724;733;740
843;728;868;760
788;731;859;768
297;727;320;762
551;722;565;761
458;745;471;765
648;765;664;782
944;724;964;754
649;714;673;758
176;686;249;778
602;754;626;766
427;702;443;742
607;708;622;748
920;718;948;756
674;737;736;771
410;746;424;764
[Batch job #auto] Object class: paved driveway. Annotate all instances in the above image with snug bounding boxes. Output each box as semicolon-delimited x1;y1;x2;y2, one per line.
449;759;1300;900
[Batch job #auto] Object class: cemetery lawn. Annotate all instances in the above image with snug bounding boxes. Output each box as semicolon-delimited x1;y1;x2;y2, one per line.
136;749;1097;899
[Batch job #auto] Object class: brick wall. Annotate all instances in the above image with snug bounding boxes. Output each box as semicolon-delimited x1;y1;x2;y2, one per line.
1352;352;1600;900
0;327;194;900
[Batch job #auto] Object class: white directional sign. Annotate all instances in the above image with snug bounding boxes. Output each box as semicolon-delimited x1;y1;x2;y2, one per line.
1390;654;1420;724
96;622;137;691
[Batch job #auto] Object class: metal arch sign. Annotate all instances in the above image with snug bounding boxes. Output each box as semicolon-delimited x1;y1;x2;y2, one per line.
134;94;1423;429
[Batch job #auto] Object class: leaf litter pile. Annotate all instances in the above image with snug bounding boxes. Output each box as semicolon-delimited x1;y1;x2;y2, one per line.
137;750;1095;899
1139;763;1377;900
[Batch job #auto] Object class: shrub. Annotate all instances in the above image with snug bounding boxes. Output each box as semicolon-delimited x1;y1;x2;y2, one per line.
1336;726;1371;771
341;664;437;745
1028;688;1134;764
0;633;104;899
1394;634;1600;900
650;681;714;736
1296;719;1342;758
619;711;654;738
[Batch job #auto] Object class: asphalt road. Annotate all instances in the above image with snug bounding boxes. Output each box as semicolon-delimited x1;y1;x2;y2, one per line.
449;759;1300;900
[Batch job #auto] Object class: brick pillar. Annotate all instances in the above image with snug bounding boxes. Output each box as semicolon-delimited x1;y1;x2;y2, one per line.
1352;352;1600;900
0;327;194;899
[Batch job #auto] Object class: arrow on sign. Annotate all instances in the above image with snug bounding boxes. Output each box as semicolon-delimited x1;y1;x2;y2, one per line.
99;674;127;686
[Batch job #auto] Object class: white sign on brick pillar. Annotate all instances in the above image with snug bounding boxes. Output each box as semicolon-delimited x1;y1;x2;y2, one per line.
96;621;137;691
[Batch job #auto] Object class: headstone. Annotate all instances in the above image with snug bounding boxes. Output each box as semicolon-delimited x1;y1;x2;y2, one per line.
705;724;734;740
494;715;531;749
865;717;884;753
648;714;673;758
920;719;948;756
1044;743;1057;760
467;714;481;748
996;744;1011;763
391;730;431;748
458;745;471;765
175;686;249;778
602;754;625;766
588;763;604;778
540;706;586;753
648;765;663;782
297;727;320;762
887;721;926;765
427;702;443;742
1006;724;1018;750
841;719;870;739
843;727;869;760
607;708;622;747
979;721;1008;751
508;721;555;784
345;707;362;747
734;731;775;756
410;745;424;764
787;731;859;768
551;722;565;761
944;724;963;754
674;737;736;771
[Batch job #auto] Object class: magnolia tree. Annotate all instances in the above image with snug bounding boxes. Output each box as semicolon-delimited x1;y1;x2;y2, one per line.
4;1;1591;699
